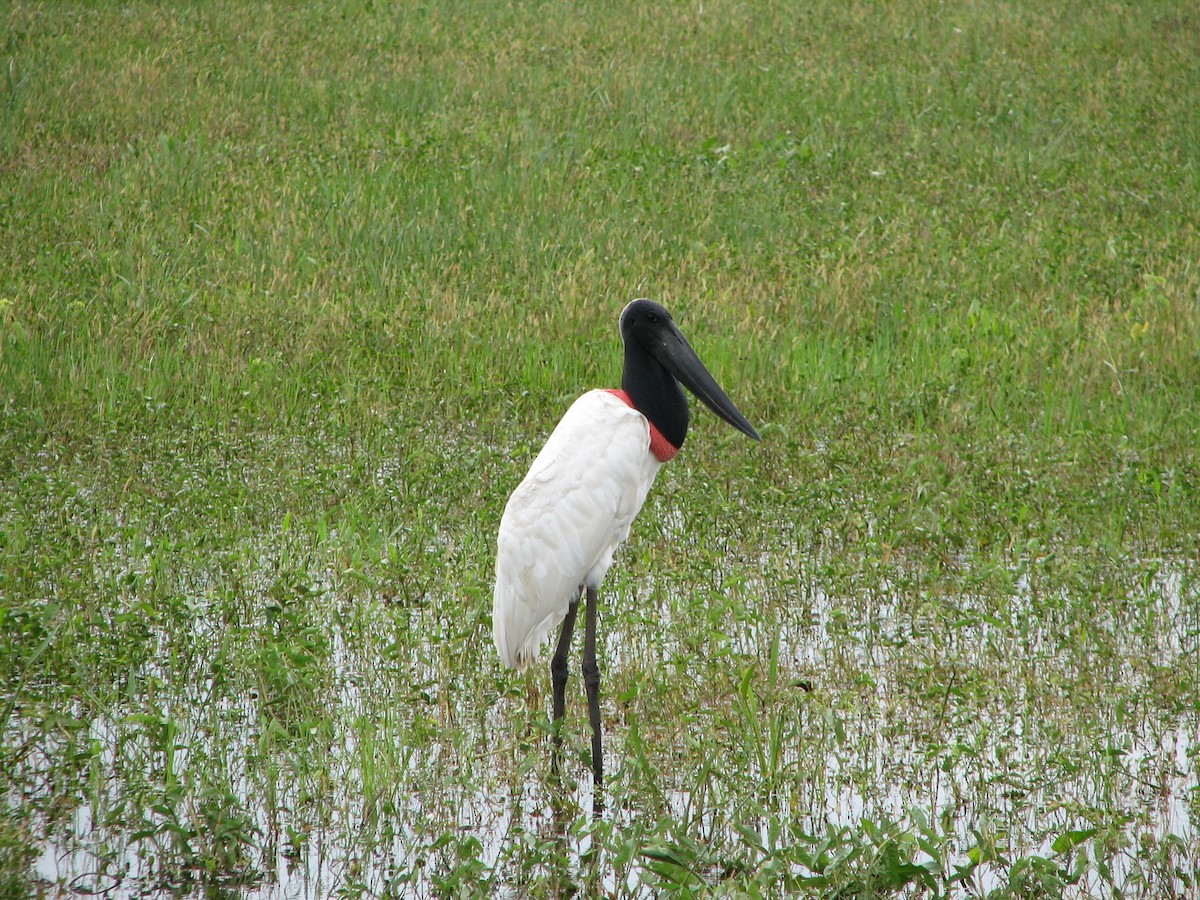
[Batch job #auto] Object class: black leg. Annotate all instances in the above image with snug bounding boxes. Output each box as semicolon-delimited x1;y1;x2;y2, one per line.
550;590;581;773
582;586;604;818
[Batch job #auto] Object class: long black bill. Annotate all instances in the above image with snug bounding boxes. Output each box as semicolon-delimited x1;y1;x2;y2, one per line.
656;325;761;441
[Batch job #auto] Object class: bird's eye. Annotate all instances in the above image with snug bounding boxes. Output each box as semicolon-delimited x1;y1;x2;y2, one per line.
646;313;658;324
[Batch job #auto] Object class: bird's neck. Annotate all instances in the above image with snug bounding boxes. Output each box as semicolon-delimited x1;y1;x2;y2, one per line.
606;390;678;462
619;346;689;457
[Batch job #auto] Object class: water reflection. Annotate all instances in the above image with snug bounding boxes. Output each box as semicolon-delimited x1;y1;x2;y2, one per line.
18;557;1198;897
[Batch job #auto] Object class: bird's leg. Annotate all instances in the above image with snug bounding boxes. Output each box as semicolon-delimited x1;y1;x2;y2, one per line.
550;590;581;778
582;586;604;818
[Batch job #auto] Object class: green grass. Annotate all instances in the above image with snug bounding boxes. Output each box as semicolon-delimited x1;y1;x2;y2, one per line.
2;0;1199;896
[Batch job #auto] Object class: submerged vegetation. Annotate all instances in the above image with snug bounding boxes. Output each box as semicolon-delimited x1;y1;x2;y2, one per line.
2;0;1198;896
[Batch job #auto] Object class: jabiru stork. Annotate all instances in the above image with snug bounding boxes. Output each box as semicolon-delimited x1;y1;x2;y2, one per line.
493;298;760;815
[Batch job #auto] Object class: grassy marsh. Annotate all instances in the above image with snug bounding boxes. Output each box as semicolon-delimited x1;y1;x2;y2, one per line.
2;0;1199;896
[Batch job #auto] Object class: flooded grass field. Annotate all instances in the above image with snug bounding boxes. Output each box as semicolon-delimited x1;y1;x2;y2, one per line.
3;0;1199;896
6;422;1197;897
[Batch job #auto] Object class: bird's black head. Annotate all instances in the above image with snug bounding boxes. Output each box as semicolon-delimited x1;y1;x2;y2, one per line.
618;298;760;450
619;298;676;350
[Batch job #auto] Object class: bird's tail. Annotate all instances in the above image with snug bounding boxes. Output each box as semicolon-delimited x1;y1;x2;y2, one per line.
492;578;569;673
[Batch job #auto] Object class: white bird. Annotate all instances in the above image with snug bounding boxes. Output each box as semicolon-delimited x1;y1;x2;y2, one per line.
493;298;760;815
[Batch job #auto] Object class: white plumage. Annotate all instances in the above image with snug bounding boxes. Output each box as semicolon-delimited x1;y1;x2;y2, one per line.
493;390;662;671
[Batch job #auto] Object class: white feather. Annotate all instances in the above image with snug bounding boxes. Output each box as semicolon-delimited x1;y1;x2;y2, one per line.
493;390;662;671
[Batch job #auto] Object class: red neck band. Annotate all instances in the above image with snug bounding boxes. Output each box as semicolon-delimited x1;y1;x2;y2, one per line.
606;389;679;462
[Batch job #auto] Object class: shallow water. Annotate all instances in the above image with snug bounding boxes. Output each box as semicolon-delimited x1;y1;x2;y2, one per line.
18;551;1197;898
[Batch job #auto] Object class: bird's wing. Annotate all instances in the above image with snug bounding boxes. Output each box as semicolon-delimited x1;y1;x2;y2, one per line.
493;390;661;671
